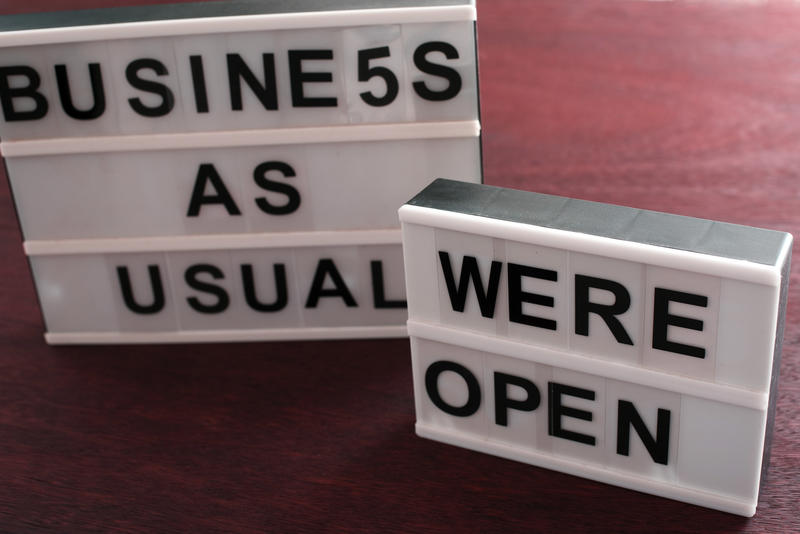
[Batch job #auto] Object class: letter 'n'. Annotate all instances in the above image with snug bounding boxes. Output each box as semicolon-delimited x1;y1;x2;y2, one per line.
616;400;671;465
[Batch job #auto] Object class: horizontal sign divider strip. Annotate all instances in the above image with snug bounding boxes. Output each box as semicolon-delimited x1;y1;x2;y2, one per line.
399;204;785;287
24;229;402;256
45;325;408;345
407;320;768;410
415;423;755;517
1;120;481;158
0;5;476;47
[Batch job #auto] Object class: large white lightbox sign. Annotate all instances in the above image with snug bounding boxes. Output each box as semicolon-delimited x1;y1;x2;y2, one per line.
1;1;484;345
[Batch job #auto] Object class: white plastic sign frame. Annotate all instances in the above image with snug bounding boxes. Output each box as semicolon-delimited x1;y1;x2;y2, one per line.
398;178;792;516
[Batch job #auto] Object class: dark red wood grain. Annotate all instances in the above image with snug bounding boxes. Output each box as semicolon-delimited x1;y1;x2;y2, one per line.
1;0;798;532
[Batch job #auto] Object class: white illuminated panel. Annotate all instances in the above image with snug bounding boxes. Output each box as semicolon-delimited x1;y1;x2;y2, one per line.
0;1;477;140
407;223;762;386
5;122;480;240
409;328;766;517
400;179;792;515
29;232;408;343
400;180;791;394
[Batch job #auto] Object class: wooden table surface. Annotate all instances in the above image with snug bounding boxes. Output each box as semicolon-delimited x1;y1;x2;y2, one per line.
1;0;799;532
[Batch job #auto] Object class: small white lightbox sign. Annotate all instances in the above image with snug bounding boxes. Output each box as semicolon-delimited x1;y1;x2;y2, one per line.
398;179;792;516
0;0;482;343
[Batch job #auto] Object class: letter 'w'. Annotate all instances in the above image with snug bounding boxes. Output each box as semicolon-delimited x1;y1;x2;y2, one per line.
438;251;502;318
